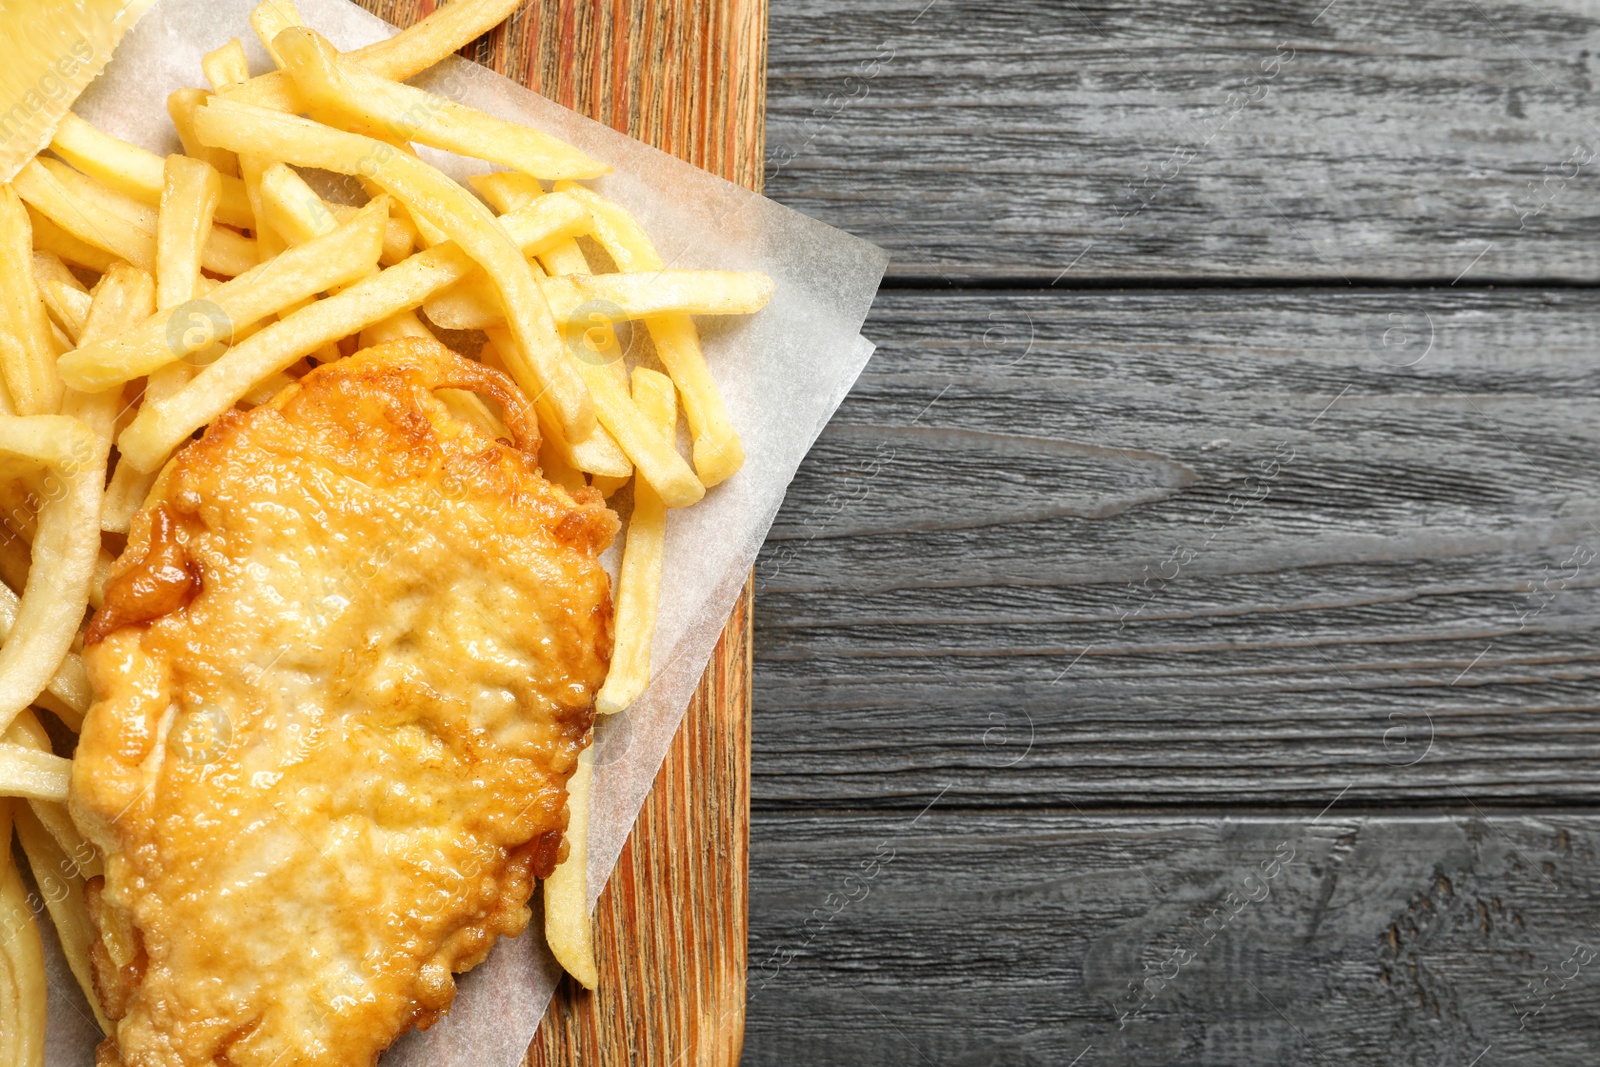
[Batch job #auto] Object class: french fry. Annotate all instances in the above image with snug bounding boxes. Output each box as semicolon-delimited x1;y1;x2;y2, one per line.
390;191;450;249
240;371;297;408
102;456;157;535
50;113;256;229
156;155;223;311
193;99;597;441
596;368;674;714
250;0;304;69
202;38;253;94
206;226;258;277
15;805;106;1031
229;0;525;113
473;184;662;495
543;745;597;989
473;174;599;278
537;437;587;495
425;268;775;331
469;170;544;213
0;584;92;725
550;270;772;322
331;204;416;266
378;208;418;265
253;162;368;361
574;358;700;506
107;356;194;530
479;189;592;257
0;482;112;612
0;745;71;801
357;306;433;348
16;157;153;266
13;158;257;278
539;404;630;478
258;162;414;263
0;189;63;415
589;473;629;497
468;172;595;281
258;162;342;244
556;183;746;487
24;205;115;274
537;238;590;278
0;273;157;718
0;801;47;1067
31;253;91;343
91;551;112;610
167;88;239;178
0;598;92;729
80;263;156;346
280;28;609;181
0;416;98;473
137;153;223;510
481;332;632;479
0;393;116;732
118;241;476;470
1;643;87;735
470;182;640;407
469;172;597;277
235;153;286;265
342;0;525;82
59;197;387;392
5;711;97;873
118;183;616;469
464;186;584;254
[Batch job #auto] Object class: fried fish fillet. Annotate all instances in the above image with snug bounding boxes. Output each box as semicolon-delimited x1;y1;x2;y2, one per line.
70;339;617;1067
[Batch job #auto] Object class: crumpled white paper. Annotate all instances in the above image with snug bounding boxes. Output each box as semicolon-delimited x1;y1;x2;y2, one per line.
42;0;887;1063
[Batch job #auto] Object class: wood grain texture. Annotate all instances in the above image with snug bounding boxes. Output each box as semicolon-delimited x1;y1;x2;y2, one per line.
753;288;1600;808
767;0;1600;283
349;2;764;1063
744;810;1600;1066
750;2;1600;1063
364;0;767;191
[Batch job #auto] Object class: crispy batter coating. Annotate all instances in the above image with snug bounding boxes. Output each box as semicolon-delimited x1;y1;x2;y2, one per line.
70;340;617;1067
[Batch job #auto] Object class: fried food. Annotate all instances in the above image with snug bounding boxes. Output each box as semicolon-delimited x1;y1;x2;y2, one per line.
192;97;597;444
71;339;618;1067
0;0;769;1051
0;800;46;1067
595;368;674;715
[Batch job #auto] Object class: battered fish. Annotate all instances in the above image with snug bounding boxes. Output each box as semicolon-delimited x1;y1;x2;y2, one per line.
69;339;617;1067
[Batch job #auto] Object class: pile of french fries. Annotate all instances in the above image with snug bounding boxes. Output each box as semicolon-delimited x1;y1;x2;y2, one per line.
0;0;769;1050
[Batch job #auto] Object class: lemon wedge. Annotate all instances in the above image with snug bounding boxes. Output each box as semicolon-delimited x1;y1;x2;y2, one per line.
0;0;155;182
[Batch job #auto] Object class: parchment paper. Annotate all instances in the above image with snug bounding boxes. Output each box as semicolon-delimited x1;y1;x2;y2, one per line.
42;1;888;1063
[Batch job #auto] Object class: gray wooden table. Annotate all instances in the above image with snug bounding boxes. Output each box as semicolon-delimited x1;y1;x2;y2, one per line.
744;1;1600;1063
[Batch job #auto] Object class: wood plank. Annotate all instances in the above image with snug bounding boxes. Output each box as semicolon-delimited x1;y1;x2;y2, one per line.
754;288;1600;808
767;0;1600;283
744;810;1600;1065
352;2;764;1063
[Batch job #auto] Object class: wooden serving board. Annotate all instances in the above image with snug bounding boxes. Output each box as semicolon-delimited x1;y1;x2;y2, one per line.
352;2;764;1063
